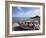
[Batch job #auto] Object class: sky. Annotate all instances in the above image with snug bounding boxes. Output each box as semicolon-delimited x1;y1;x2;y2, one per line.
12;7;40;17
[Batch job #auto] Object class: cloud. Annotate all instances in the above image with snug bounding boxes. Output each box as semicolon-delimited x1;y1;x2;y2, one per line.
17;7;24;13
